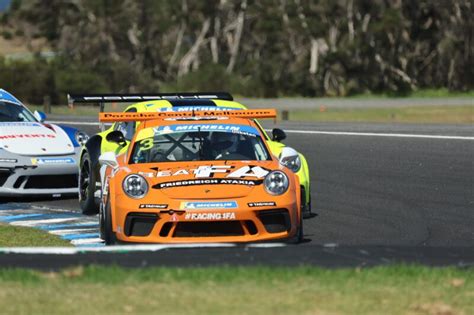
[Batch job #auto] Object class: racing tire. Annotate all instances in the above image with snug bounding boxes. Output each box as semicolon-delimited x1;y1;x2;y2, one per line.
287;212;304;244
100;197;116;245
79;152;100;215
303;194;313;219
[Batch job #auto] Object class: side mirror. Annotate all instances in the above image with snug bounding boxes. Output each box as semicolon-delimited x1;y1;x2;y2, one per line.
279;147;301;173
272;128;286;142
106;130;126;146
34;110;47;122
99;152;118;168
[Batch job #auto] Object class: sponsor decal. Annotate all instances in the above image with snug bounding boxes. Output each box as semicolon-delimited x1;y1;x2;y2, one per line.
180;201;237;210
184;212;236;221
140;165;270;179
154;124;259;137
31;157;75;165
139;204;168;209
99;109;276;122
154;178;262;189
0;134;55;140
248;201;277;207
158;106;241;112
0;158;17;163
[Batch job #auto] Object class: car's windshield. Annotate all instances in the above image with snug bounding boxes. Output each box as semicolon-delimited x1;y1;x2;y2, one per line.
0;102;37;122
130;123;270;163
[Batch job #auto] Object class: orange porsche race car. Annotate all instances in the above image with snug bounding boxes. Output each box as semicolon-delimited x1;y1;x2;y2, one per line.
98;109;303;244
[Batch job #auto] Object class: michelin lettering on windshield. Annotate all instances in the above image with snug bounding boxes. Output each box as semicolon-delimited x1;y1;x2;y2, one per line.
154;124;259;137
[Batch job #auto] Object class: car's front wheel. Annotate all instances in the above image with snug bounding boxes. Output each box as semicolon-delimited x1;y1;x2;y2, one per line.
100;197;116;245
287;212;304;244
79;152;100;215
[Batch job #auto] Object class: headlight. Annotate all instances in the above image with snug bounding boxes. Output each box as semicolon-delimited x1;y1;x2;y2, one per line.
280;153;301;173
122;174;149;199
264;170;289;195
75;131;89;146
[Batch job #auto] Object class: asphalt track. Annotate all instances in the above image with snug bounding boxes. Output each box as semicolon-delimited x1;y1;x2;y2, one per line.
1;117;473;268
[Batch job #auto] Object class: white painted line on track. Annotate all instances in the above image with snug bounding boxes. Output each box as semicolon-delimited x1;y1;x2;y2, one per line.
281;129;474;140
49;228;99;235
10;218;80;227
247;243;286;248
51;120;474;140
70;238;104;246
0;243;243;254
0;247;80;255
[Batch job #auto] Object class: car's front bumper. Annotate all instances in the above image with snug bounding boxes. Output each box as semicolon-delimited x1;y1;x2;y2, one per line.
0;149;80;196
112;198;300;244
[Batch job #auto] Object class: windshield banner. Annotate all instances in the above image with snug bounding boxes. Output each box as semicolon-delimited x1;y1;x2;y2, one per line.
154;124;259;136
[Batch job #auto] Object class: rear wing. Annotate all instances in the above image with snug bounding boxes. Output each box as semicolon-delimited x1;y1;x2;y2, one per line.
99;109;277;122
67;92;233;112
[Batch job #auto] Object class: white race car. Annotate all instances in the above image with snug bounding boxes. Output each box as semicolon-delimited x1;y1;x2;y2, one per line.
0;89;88;197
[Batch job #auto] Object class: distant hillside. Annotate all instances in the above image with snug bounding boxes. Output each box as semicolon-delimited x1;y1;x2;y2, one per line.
0;0;11;12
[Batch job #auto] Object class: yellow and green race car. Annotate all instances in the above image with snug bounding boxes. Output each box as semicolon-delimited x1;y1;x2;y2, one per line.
68;92;312;218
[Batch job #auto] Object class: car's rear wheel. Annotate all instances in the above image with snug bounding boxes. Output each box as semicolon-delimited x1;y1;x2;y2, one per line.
100;197;116;245
79;152;100;215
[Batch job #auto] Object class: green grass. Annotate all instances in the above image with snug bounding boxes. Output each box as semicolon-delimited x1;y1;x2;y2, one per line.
344;88;474;99
0;265;471;314
289;105;474;124
0;223;71;247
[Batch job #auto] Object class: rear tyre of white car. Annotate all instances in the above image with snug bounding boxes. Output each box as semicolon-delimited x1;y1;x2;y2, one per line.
79;152;100;215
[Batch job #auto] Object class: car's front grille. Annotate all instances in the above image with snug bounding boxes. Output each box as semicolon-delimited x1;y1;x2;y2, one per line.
173;221;244;237
124;213;159;237
23;174;78;189
257;209;291;233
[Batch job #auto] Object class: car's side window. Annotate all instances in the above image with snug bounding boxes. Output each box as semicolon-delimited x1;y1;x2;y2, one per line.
114;108;137;141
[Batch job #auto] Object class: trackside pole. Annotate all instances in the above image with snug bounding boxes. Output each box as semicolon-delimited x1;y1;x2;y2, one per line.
100;102;105;131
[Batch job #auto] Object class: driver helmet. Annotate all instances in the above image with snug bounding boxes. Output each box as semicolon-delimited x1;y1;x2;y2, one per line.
210;132;240;156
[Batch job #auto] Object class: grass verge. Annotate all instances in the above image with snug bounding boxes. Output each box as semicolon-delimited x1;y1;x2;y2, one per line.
0;223;71;247
345;88;474;99
28;104;473;124
0;265;471;314
289;106;473;124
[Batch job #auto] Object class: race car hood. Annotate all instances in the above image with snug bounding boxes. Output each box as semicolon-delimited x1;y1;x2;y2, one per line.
128;160;277;199
0;122;75;156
